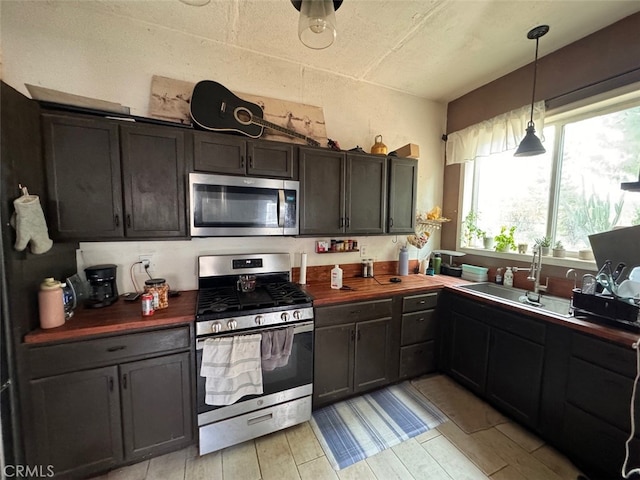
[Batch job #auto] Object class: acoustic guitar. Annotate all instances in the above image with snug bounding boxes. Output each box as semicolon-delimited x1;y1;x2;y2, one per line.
190;80;320;147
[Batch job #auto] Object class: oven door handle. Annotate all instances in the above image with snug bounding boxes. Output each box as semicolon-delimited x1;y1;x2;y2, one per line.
277;189;286;228
196;321;313;350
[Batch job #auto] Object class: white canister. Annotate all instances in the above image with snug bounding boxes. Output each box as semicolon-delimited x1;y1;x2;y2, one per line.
331;264;343;289
38;277;65;329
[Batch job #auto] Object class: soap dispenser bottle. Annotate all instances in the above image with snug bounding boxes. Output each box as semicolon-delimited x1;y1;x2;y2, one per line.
331;264;343;289
503;267;514;287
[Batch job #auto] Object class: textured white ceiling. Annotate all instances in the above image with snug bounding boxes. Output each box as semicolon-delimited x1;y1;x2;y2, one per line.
81;0;640;102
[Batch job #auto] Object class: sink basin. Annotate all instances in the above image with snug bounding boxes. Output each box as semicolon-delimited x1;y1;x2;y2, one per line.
459;283;572;317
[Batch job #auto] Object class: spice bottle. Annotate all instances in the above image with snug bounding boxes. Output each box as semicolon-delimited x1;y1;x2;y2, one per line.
38;278;65;329
144;278;169;309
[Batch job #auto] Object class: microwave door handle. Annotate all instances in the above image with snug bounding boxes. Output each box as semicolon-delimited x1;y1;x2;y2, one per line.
278;189;285;228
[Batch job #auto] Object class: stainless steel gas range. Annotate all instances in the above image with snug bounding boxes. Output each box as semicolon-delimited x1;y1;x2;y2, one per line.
194;253;314;455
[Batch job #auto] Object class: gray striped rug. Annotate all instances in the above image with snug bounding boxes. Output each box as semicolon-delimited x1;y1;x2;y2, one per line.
310;381;446;470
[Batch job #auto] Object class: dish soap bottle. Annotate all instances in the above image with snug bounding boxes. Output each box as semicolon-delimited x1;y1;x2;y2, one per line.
331;264;343;289
503;267;514;287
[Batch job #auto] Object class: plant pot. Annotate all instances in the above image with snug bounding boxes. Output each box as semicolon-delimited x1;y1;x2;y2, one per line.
540;246;550;256
495;245;508;253
483;237;495;250
553;248;566;258
517;243;528;254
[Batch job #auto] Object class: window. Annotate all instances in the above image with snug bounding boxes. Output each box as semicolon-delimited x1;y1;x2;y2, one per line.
462;92;640;255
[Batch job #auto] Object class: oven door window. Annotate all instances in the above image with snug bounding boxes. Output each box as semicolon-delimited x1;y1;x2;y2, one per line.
197;328;313;413
194;184;278;228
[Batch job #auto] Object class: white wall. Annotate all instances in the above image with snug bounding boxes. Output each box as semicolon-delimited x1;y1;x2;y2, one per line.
1;1;447;292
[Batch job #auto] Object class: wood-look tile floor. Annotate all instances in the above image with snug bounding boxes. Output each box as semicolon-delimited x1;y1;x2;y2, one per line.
90;385;583;480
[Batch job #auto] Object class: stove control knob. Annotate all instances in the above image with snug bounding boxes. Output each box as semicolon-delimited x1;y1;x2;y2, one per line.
211;322;222;333
255;315;265;326
281;312;290;322
293;310;301;320
227;320;237;330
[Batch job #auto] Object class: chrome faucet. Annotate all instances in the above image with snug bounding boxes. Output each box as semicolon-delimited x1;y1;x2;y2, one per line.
528;246;545;295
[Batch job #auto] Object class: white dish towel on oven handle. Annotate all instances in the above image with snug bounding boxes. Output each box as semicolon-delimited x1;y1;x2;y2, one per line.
201;334;263;406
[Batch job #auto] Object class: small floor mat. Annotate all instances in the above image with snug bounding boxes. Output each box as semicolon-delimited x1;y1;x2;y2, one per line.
310;381;446;470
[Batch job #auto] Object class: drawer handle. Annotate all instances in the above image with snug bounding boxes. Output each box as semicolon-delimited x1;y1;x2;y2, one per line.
418;300;426;304
416;317;426;322
109;377;114;392
350;310;361;315
122;373;128;390
107;345;126;352
247;413;272;425
114;214;120;227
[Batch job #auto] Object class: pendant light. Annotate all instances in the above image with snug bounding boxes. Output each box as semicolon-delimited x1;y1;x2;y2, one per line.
291;0;343;50
514;25;549;157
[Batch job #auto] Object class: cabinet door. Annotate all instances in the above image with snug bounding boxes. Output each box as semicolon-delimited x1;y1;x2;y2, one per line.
193;131;246;175
247;140;296;178
313;324;354;407
387;158;417;233
120;352;193;461
486;328;545;427
120;124;186;237
354;317;393;393
43;114;123;239
448;311;489;394
346;154;386;234
30;366;123;477
299;148;345;235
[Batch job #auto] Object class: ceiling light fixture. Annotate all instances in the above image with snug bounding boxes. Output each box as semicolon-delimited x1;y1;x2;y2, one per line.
514;24;549;157
291;0;343;50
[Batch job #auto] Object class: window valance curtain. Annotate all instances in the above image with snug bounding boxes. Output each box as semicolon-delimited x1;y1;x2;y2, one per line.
445;101;546;165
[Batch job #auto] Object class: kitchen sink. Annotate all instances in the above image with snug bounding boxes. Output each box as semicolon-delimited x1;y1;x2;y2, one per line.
459;282;572;317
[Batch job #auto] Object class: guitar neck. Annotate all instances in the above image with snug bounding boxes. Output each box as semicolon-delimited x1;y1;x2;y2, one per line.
251;116;320;147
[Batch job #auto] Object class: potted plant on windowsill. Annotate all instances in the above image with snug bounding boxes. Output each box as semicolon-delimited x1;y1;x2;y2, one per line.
494;226;517;253
552;240;566;258
535;236;552;256
462;210;486;248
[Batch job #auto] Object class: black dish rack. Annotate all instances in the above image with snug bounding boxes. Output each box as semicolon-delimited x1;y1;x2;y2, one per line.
572;288;640;331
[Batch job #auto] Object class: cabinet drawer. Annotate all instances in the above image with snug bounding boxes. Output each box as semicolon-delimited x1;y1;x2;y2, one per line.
315;299;393;327
401;310;436;345
566;356;638;432
571;333;636;379
402;292;438;313
488;309;545;344
29;326;191;378
399;341;436;379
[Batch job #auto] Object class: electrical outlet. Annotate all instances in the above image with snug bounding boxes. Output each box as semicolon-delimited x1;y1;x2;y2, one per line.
138;254;154;274
360;245;368;257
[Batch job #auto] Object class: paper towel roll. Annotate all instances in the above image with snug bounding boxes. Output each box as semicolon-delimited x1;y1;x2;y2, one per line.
300;253;307;284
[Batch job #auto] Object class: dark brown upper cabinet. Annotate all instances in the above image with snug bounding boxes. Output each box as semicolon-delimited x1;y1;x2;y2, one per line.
299;148;387;235
387;157;418;234
193;131;296;179
43;113;187;240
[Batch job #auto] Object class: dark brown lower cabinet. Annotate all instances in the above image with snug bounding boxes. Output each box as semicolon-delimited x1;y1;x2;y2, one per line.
30;366;123;478
448;310;490;394
313;298;396;408
26;327;193;478
120;353;192;461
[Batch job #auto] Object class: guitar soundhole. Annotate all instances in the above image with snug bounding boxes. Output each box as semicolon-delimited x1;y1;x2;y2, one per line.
234;107;253;125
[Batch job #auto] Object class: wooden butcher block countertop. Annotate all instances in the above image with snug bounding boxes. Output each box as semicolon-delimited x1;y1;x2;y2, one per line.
24;290;197;345
303;273;469;306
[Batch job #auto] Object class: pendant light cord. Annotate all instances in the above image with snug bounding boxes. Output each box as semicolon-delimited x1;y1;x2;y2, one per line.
528;37;540;125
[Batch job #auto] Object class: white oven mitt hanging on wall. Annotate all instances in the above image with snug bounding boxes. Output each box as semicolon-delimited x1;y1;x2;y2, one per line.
11;193;53;254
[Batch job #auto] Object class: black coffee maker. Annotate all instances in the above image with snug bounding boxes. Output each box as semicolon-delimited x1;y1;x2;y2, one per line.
84;264;118;308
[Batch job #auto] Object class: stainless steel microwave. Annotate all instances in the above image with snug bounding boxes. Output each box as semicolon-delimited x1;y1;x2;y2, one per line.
189;173;299;236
